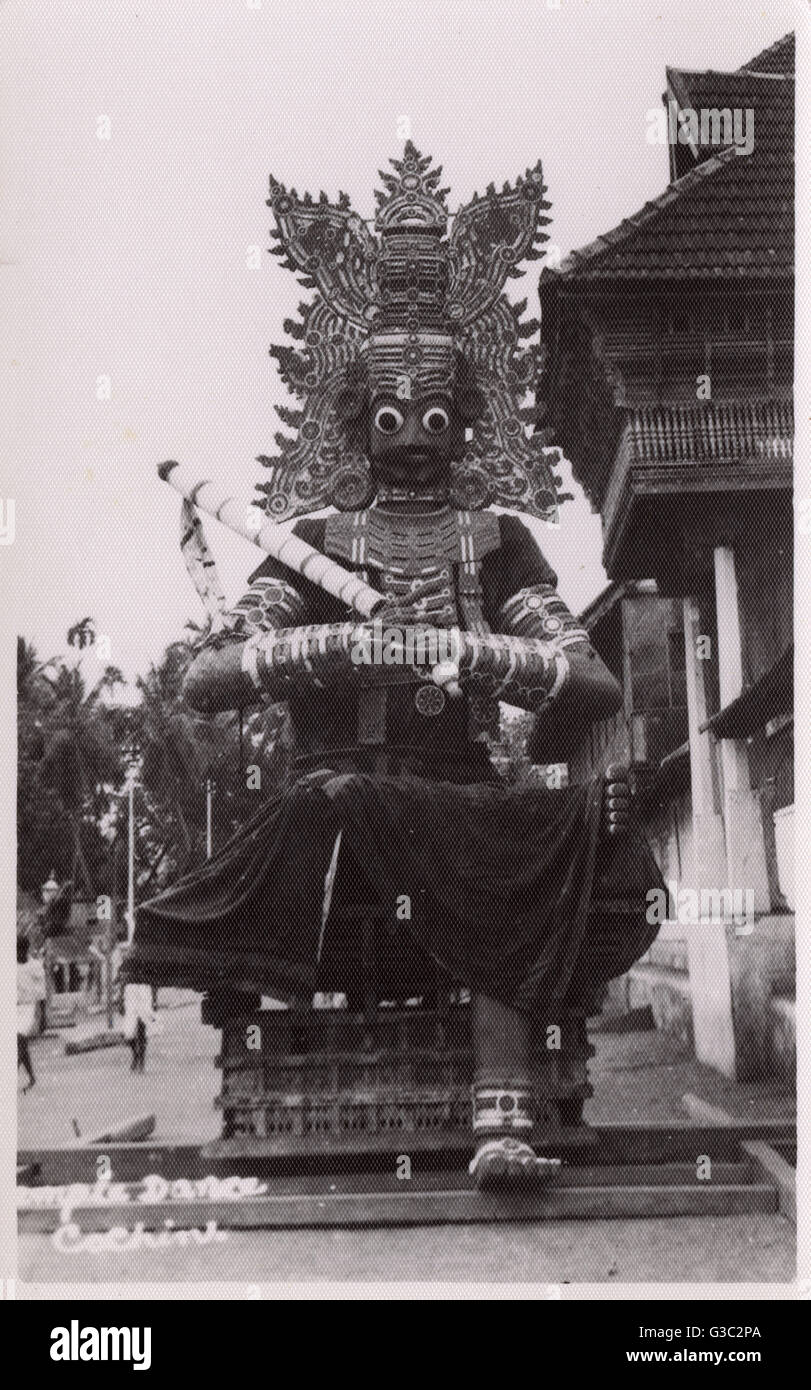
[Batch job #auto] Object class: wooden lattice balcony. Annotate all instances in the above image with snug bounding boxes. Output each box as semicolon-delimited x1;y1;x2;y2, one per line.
602;399;793;580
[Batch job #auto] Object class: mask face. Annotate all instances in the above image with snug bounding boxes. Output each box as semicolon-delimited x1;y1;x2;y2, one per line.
367;391;459;489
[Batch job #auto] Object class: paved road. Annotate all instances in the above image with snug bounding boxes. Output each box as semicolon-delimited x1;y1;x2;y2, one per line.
18;995;221;1147
18;1211;795;1287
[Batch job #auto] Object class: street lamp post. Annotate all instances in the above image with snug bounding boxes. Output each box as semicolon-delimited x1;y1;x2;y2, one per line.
126;766;136;943
108;740;140;1028
40;871;59;1031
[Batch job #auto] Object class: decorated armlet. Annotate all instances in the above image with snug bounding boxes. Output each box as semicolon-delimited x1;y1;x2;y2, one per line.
240;623;568;708
462;632;568;708
197;579;308;653
499;584;590;651
228;578;307;636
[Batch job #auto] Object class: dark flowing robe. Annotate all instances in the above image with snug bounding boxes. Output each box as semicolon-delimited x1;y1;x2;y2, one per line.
128;772;662;1015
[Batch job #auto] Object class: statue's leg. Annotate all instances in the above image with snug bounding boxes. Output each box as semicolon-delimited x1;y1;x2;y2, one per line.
468;767;632;1184
469;993;560;1187
556;1008;596;1126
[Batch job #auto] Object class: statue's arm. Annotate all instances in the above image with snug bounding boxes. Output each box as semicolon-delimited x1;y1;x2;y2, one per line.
496;581;622;755
484;516;622;755
184;572;309;713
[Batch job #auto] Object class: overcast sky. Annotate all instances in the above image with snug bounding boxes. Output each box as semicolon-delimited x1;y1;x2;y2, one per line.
0;0;797;687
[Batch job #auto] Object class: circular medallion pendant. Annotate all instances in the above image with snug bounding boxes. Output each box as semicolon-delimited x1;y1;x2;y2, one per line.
414;684;446;718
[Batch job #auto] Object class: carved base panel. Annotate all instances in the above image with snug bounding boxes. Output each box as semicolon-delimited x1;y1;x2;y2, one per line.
212;1003;594;1146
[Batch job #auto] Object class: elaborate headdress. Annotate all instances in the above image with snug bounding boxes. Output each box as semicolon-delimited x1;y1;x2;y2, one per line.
258;141;565;521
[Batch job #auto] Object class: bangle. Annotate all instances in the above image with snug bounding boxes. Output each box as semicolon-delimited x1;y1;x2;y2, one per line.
242;631;271;692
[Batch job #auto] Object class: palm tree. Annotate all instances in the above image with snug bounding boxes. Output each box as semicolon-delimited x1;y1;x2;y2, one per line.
17;638;72;892
17;635;56;702
133;634;291;875
67;617;96;652
37;660;123;897
135;641;211;870
17;636;59;748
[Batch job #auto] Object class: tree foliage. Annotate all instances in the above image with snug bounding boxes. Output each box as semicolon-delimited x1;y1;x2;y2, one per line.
18;625;292;900
17;635;122;895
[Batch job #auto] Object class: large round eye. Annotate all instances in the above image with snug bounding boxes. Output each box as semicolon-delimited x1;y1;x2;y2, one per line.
422;406;450;434
374;405;404;435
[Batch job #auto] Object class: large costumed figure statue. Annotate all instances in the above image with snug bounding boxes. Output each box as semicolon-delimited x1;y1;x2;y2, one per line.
130;144;661;1185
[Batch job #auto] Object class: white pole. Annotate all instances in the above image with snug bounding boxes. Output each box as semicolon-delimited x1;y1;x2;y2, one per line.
681;597;736;1079
127;772;136;943
712;545;770;910
713;546;745;707
206;778;213;860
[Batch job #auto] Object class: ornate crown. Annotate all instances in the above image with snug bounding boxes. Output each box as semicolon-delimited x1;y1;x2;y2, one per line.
257;141;565;521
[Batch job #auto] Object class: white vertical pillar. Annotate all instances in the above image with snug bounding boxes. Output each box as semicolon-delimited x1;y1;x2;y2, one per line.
126;774;136;943
713;546;770;911
682;596;737;1079
713;546;745;706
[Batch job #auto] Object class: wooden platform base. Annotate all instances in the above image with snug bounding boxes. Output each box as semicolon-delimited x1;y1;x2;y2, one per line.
19;1119;795;1181
17;1121;794;1232
18;1162;780;1232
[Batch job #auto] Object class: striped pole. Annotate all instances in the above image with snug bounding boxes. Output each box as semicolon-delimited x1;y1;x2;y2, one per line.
158;461;386;618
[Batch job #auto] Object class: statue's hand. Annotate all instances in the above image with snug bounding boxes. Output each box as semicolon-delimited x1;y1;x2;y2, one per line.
429;658;462;699
604;763;631;836
370;576;462;697
372;574;451;628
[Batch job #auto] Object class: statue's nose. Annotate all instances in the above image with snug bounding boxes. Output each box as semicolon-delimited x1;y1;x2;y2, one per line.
399;415;431;451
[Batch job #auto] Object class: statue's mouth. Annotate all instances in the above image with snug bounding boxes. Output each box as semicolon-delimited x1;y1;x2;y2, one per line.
379;450;437;472
374;445;451;492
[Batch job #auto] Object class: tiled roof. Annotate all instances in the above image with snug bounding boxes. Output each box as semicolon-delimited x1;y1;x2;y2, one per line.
543;36;794;283
577;581;624;629
740;32;794;74
703;644;792;737
666;64;793;160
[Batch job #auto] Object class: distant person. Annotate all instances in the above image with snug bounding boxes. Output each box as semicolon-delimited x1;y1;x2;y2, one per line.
122;977;155;1073
17;935;44;1092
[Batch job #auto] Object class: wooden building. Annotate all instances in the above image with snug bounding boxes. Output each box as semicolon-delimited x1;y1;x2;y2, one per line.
540;34;795;1082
